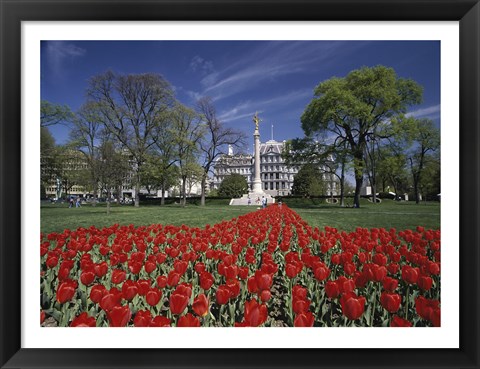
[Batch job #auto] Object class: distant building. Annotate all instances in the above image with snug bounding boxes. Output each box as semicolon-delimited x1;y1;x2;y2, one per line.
211;140;338;197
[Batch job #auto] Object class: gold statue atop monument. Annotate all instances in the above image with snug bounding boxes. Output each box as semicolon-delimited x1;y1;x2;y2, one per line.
253;112;261;131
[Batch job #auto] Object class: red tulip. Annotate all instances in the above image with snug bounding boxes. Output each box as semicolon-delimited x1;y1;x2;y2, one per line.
373;266;387;282
401;265;419;284
175;284;192;298
387;263;400;275
121;280;138;301
373;253;388;266
133;310;152;327
70;312;96;327
46;256;59;268
294;312;315;327
292;285;308;301
94;262;108;277
293;299;310;315
56;280;77;304
89;284;107;304
146;288;162;307
428;262;440;275
247;277;258;293
243;299;268;327
340;292;366;320
137;279;151;296
260;289;271;302
80;273;95;289
390;315;412;327
286;263;299;278
169;293;189;315
40;310;46;324
382;277;399;292
380;292;402;313
255;271;273;290
325;281;340;299
194;262;206;274
167;271;181;287
150;316;171;327
144;261;157;274
156;275;167;288
177;313;200;327
226;279;241;298
415;296;440;325
192;294;209;317
106;305;132;327
417;275;433;291
215;285;231;305
174;260;188;275
314;265;330;281
100;289;122;311
199;272;214;290
111;269;126;284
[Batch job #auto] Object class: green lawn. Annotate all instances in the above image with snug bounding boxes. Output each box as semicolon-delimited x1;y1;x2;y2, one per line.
41;199;440;234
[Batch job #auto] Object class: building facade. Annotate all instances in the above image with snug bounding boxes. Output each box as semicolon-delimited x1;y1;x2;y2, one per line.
211;140;338;197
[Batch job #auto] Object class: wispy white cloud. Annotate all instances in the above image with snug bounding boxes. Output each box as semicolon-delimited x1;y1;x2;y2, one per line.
45;41;86;77
189;55;215;76
202;42;353;101
219;89;312;123
406;104;441;118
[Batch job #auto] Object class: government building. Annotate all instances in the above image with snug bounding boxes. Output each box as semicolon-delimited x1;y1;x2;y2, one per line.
211;139;338;197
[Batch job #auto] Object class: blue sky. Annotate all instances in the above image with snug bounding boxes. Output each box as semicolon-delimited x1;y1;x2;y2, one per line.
41;40;440;152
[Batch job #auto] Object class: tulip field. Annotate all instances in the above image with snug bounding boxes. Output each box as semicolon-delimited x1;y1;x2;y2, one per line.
40;204;440;327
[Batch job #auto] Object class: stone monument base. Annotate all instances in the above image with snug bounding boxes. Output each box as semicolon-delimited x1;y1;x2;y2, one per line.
229;193;275;206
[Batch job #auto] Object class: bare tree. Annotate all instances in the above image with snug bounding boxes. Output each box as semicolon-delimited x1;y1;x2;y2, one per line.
196;97;247;206
86;71;175;207
69;102;104;204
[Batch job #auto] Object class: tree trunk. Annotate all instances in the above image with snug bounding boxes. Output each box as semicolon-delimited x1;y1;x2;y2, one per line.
161;185;166;206
134;172;141;207
353;153;364;208
354;175;363;208
414;179;420;204
91;180;97;207
200;173;207;206
339;162;345;207
181;175;187;207
107;189;111;215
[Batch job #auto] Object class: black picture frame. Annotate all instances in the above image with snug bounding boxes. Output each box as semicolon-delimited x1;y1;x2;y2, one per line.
1;0;479;368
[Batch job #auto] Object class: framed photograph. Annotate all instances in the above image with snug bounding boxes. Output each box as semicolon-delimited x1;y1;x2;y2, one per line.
1;0;479;368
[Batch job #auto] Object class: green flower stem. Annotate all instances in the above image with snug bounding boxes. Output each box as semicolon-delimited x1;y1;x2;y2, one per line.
404;285;410;321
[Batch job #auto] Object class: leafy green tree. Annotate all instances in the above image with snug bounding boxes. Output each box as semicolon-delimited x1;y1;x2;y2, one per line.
291;163;326;197
301;65;423;208
171;103;204;206
40;127;59;190
404;119;440;203
41;100;74;127
218;173;248;198
376;148;409;198
96;141;131;214
87;71;175;207
283;137;349;206
151;107;179;205
419;155;440;201
139;153;179;196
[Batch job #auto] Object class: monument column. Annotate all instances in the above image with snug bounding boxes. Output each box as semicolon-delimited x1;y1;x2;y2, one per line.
252;118;263;193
